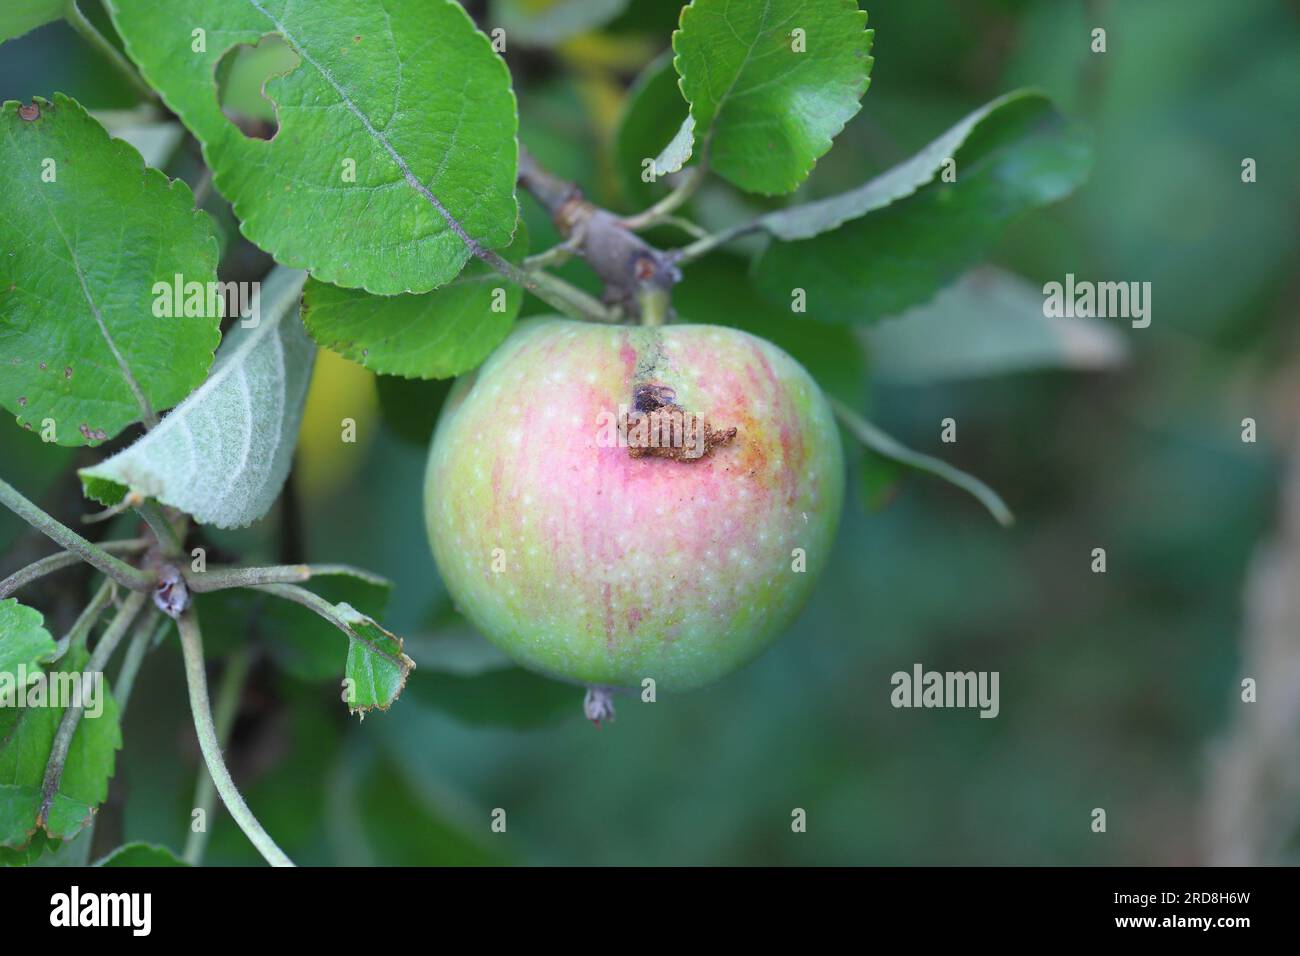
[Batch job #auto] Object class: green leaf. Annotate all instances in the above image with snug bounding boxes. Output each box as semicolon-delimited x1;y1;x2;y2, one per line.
338;604;415;717
214;32;301;124
756;91;1048;241
491;0;630;47
674;254;866;406
752;92;1093;323
830;397;1013;527
79;267;315;528
0;646;122;849
0;786;95;848
864;267;1127;384
0;828;57;866
0;598;57;677
613;51;691;207
263;573;393;682
653;116;695;178
0;1;64;45
105;0;520;295
0;94;221;446
95;841;189;866
301;223;528;380
406;666;575;729
671;0;873;194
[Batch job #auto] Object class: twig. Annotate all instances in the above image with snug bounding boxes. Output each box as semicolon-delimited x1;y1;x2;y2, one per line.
0;478;154;592
81;489;145;525
669;219;767;266
522;239;580;272
252;582;350;625
136;500;183;556
518;146;680;319
36;590;147;828
621;165;706;231
830;398;1014;527
175;609;294;867
184;562;390;593
0;538;148;599
54;577;116;662
113;606;166;714
182;644;254;866
654;215;710;241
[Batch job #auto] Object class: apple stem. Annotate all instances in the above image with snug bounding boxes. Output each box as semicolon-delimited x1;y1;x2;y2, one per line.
638;287;670;327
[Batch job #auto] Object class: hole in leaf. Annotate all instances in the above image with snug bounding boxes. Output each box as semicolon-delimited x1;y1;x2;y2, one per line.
214;34;301;141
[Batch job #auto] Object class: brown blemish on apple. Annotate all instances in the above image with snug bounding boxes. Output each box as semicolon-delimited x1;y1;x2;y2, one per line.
626;382;736;462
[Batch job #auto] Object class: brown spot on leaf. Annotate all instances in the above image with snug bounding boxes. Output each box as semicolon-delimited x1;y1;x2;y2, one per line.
18;103;39;121
17;396;27;407
64;366;72;379
78;423;107;442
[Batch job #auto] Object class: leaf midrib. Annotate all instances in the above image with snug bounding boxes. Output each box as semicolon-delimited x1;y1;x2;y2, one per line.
7;112;156;428
242;0;489;261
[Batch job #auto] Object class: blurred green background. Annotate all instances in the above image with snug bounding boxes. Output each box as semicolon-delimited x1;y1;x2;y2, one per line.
2;0;1297;865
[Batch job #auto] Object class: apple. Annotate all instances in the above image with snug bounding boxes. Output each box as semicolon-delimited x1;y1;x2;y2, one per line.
423;317;844;700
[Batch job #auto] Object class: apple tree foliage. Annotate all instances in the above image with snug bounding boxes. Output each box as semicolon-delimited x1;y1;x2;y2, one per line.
0;0;1093;865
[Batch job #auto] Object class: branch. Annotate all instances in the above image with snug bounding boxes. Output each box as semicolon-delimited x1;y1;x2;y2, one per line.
176;608;294;867
136;499;183;556
52;577;117;662
113;606;166;714
182;644;253;866
184;562;391;593
523;268;620;324
668;219;766;266
0;538;148;599
251;581;343;619
0;478;154;592
452;161;615;324
518;147;681;319
621;165;706;231
36;590;147;828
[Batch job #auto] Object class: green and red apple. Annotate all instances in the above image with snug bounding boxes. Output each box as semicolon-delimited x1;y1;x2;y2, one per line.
424;318;843;702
